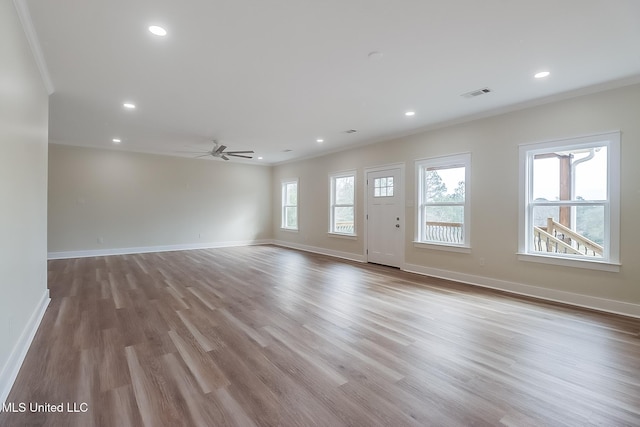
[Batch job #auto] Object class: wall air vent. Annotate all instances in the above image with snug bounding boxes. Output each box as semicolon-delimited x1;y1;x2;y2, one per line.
461;87;492;98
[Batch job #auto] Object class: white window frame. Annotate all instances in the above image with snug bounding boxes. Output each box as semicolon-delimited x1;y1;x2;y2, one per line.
281;179;299;231
329;170;356;237
415;153;471;252
518;131;620;272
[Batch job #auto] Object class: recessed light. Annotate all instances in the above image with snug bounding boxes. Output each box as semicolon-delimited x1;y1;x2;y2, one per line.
405;111;416;116
112;138;121;144
534;71;550;79
316;138;324;143
257;156;263;160
123;102;136;109
148;26;167;36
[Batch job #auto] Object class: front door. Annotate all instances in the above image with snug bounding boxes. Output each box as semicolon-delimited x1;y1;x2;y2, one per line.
366;167;403;268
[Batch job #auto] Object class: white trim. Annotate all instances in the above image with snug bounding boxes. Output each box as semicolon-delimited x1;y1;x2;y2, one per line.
517;253;620;272
272;240;365;263
328;232;357;240
518;130;622;151
413;241;472;254
47;239;271;260
272;76;640;167
281;178;299;231
262;243;637;319
329;170;357;236
13;0;54;94
1;289;50;404
404;263;640;319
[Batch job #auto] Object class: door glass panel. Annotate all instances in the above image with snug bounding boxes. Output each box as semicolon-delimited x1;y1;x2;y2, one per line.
374;176;394;197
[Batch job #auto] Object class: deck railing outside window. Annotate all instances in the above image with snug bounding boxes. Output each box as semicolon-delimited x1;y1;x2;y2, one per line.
533;217;603;257
424;221;463;244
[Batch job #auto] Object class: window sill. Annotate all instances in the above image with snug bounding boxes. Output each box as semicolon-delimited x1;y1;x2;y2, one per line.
413;241;471;254
328;232;357;240
280;227;299;233
517;252;620;272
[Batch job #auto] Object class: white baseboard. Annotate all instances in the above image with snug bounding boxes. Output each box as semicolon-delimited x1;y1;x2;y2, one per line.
47;239;272;260
271;240;365;263
1;289;50;404
48;240;640;318
404;263;640;319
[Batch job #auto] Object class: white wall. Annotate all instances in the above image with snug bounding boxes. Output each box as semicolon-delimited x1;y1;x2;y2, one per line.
48;144;272;256
0;0;50;403
273;83;640;316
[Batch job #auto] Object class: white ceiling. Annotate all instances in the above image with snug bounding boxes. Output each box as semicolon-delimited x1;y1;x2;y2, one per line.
22;0;640;164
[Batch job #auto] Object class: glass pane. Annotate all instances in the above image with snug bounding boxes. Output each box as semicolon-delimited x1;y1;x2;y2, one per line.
333;207;354;234
532;156;559;201
285;207;297;228
574;147;607;200
533;146;607;202
286;183;297;205
423;206;464;243
425;167;465;202
532;205;560;228
335;176;354;205
374;176;394;197
575;205;605;246
425;205;464;224
531;205;604;257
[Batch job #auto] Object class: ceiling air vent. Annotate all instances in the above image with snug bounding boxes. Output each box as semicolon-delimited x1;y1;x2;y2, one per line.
461;87;492;98
344;129;357;134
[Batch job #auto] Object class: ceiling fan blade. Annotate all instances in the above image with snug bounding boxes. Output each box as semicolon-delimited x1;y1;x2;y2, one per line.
227;154;253;159
195;154;212;158
215;144;227;154
221;155;229;161
174;150;210;154
225;150;254;154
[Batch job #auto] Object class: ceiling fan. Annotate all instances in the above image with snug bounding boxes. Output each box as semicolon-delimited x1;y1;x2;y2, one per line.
187;140;255;161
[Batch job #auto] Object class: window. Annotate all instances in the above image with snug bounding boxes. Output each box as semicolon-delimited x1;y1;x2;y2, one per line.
281;179;298;230
373;176;394;197
329;171;356;235
416;153;471;249
518;132;620;270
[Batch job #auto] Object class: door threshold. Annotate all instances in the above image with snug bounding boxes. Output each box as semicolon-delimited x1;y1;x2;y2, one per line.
367;262;400;270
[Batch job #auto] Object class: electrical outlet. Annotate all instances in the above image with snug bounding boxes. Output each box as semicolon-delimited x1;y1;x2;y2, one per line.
479;257;485;266
97;237;104;244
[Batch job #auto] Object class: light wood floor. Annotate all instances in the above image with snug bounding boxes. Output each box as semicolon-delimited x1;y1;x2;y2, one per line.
2;245;640;426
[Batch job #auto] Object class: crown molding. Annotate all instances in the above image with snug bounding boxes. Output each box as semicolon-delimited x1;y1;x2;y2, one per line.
13;0;54;94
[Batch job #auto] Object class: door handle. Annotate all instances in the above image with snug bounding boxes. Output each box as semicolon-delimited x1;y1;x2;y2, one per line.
395;224;400;228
